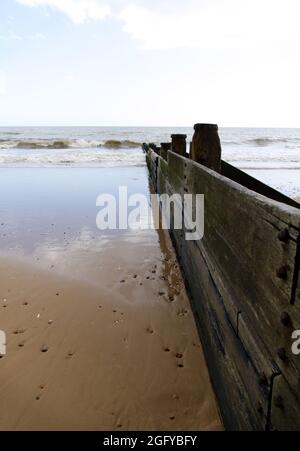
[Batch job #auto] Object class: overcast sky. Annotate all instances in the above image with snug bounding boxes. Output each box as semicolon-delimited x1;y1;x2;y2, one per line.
0;0;300;127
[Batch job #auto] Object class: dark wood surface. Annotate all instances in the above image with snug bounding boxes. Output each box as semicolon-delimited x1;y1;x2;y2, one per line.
145;144;300;431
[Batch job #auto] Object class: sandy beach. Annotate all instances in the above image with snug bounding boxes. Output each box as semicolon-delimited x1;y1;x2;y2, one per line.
0;167;221;431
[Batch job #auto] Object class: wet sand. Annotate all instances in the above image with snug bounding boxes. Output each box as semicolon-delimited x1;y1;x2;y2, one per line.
0;167;221;431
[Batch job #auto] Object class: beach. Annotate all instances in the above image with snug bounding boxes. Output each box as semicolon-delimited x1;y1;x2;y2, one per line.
1;126;300;431
0;166;221;431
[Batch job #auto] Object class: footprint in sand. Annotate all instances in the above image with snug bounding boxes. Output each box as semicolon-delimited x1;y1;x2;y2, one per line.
175;353;183;359
41;345;49;353
177;309;189;318
177;363;184;368
18;342;25;348
13;329;25;335
66;351;74;359
169;416;176;421
146;327;154;335
23;302;29;306
164;347;171;353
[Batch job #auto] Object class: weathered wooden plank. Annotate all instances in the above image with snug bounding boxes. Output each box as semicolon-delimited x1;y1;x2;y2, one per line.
157;158;169;194
164;182;276;430
291;233;300;306
171;229;274;430
189;234;282;399
270;374;300;431
181;155;300;377
146;148;300;430
167;151;186;196
147;151;158;187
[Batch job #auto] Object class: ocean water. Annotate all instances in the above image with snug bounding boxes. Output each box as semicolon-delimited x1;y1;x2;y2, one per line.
0;126;299;198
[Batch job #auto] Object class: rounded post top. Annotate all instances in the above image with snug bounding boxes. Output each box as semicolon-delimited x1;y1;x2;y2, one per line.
171;134;187;139
193;124;218;131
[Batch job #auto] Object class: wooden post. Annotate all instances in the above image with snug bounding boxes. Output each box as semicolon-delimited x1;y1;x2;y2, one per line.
191;124;222;172
171;134;187;157
160;143;171;161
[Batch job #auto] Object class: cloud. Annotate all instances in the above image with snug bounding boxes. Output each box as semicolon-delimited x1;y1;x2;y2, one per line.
0;71;7;96
119;0;300;49
15;0;300;49
16;0;111;24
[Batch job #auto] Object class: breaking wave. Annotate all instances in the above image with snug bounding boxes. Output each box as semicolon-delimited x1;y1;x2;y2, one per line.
0;139;142;150
102;140;142;149
223;137;300;147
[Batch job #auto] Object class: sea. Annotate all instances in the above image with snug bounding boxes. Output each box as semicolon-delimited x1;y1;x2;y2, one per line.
0;126;299;198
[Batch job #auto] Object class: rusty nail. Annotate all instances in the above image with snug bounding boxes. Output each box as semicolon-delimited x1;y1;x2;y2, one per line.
278;228;290;243
280;312;291;327
257;403;263;415
274;395;284;409
277;348;287;362
276;266;290;280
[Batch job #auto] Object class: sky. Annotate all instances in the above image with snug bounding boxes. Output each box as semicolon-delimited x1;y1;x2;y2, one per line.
0;0;300;127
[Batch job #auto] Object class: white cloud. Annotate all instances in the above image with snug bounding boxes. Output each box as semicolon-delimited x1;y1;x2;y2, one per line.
119;0;300;49
0;71;7;96
16;0;111;24
15;0;300;48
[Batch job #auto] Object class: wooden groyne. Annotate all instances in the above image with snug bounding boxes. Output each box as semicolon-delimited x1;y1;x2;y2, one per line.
143;125;300;431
